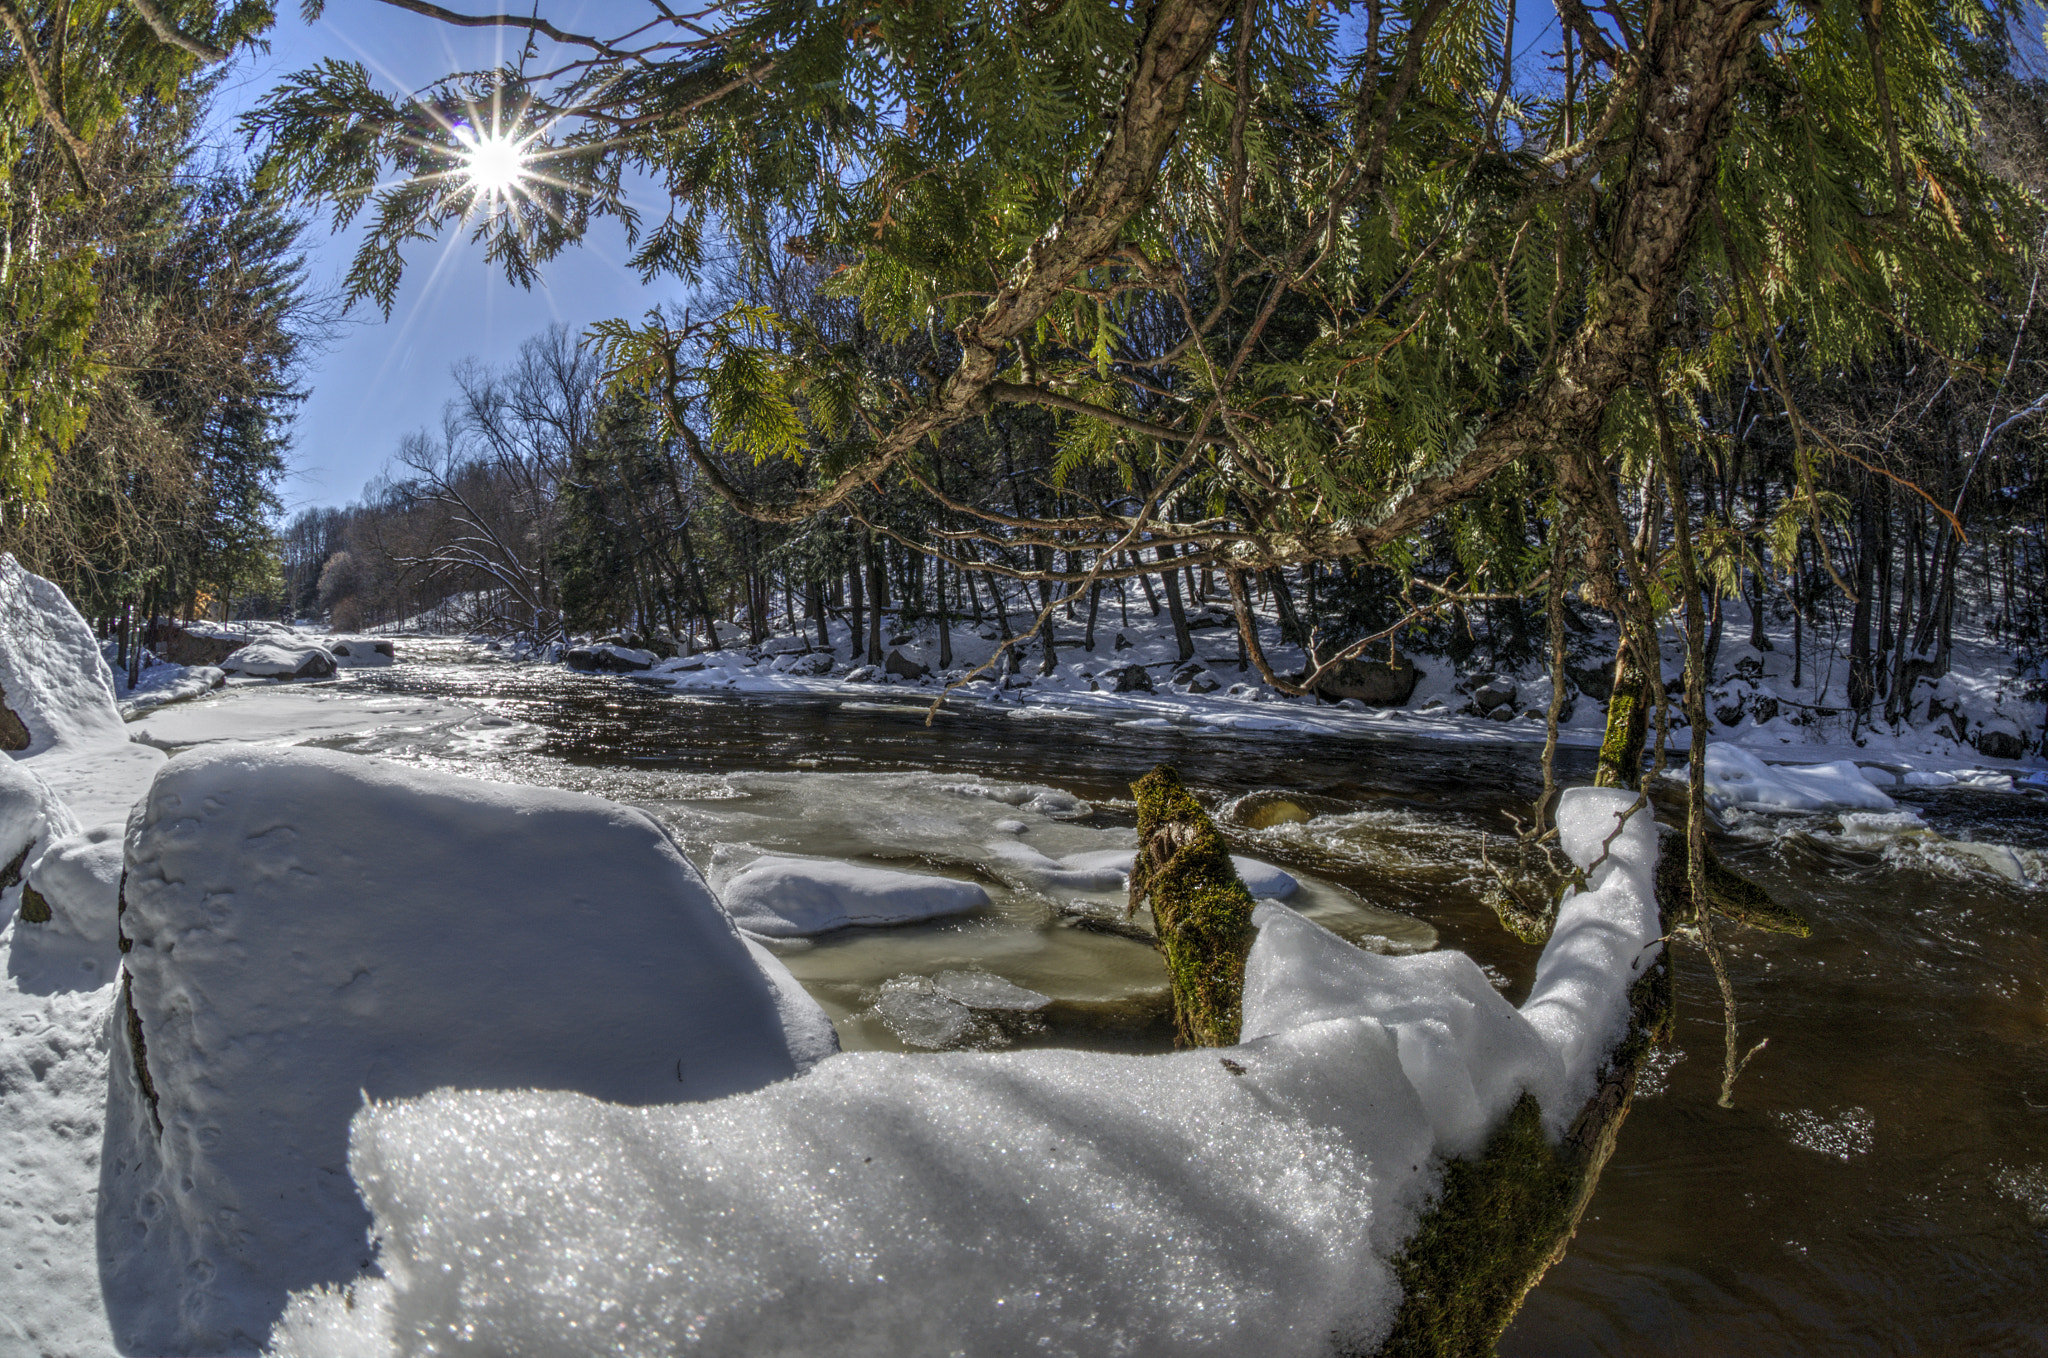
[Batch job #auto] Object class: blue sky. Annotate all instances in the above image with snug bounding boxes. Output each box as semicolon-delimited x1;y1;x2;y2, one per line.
208;3;692;513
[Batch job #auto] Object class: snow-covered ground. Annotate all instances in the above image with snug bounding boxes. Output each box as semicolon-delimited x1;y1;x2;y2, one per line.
5;551;2043;1356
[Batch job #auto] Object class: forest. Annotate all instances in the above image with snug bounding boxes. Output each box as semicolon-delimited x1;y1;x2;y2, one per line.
3;0;2048;1353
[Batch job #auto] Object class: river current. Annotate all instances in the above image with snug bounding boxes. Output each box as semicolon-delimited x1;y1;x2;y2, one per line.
326;642;2048;1355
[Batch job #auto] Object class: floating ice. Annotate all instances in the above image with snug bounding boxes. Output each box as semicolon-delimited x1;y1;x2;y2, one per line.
931;969;1052;1011
717;855;991;936
872;974;975;1048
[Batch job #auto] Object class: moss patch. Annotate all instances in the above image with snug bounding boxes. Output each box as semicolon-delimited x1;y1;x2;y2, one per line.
1375;1094;1581;1358
18;883;51;924
1127;765;1256;1049
1594;648;1650;791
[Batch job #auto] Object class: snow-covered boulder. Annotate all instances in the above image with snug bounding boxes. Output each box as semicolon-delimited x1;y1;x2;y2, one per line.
220;641;339;679
101;746;831;1356
1;554;167;822
717;854;991;936
265;785;1664;1358
323;636;395;667
118;662;227;719
1699;742;1897;813
0;554;128;757
1;756;82;888
563;643;656;673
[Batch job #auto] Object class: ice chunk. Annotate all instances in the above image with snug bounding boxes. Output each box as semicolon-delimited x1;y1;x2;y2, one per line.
1698;743;1897;813
718;855;991;936
101;746;815;1356
872;975;975;1048
932;969;1052;1011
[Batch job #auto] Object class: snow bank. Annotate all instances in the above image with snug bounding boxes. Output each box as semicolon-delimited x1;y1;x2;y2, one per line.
717;854;991;936
101;746;833;1356
220;640;339;679
117;662;226;719
268;788;1661;1357
1698;742;1898;813
1;755;81;882
0;554;128;758
0;554;166;823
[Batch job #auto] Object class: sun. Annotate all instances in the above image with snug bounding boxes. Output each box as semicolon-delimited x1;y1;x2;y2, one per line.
460;133;529;197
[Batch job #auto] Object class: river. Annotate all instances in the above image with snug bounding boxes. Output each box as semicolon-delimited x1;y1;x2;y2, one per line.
330;642;2048;1354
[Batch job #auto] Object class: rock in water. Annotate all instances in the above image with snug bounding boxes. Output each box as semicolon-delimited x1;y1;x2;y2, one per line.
219;642;338;679
100;746;826;1356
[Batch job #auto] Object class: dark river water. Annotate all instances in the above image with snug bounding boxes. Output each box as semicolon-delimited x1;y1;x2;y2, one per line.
348;649;2048;1355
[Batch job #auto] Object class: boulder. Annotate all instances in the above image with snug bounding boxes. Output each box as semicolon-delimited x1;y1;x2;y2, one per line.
781;652;834;677
102;746;830;1356
1114;632;1134;650
324;636;395;666
150;623;245;667
1099;663;1154;693
1314;654;1419;706
219;642;338;679
1567;663;1614;701
760;635;812;656
564;644;656;673
1472;677;1518;714
888;632;915;647
845;665;885;684
884;649;930;681
1973;725;2032;761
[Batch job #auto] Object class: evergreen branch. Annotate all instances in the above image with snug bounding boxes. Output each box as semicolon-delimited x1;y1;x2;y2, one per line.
125;0;230;62
0;0;92;189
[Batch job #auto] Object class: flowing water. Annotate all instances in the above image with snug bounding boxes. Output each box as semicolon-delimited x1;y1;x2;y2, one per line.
329;642;2048;1354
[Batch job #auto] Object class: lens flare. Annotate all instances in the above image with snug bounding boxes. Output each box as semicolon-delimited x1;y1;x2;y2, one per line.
462;134;528;196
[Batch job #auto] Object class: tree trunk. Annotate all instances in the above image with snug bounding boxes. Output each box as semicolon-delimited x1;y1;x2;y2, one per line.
1158;544;1193;662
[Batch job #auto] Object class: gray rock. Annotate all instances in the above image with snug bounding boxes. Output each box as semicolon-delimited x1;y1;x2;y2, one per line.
1099;663;1153;693
844;665;884;684
1314;655;1419;706
884;649;930;681
1113;633;1133;651
784;652;834;677
1974;726;2031;761
1472;678;1517;714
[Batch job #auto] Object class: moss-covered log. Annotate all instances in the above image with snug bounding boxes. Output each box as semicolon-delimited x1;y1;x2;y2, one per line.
1373;940;1674;1356
1126;765;1257;1049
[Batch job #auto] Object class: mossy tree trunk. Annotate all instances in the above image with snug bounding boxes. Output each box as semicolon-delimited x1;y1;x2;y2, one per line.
1594;635;1652;792
1126;765;1256;1049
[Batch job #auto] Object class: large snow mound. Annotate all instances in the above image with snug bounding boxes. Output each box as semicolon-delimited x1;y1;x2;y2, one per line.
0;553;128;758
268;788;1662;1358
717;854;991;936
100;746;832;1356
1698;742;1897;813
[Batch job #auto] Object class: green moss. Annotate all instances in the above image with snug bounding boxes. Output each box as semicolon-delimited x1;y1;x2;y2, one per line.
1128;765;1256;1049
1376;1094;1582;1358
18;883;51;924
1594;649;1649;792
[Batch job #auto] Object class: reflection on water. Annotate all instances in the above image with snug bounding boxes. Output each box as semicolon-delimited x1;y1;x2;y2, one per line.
343;646;2048;1355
